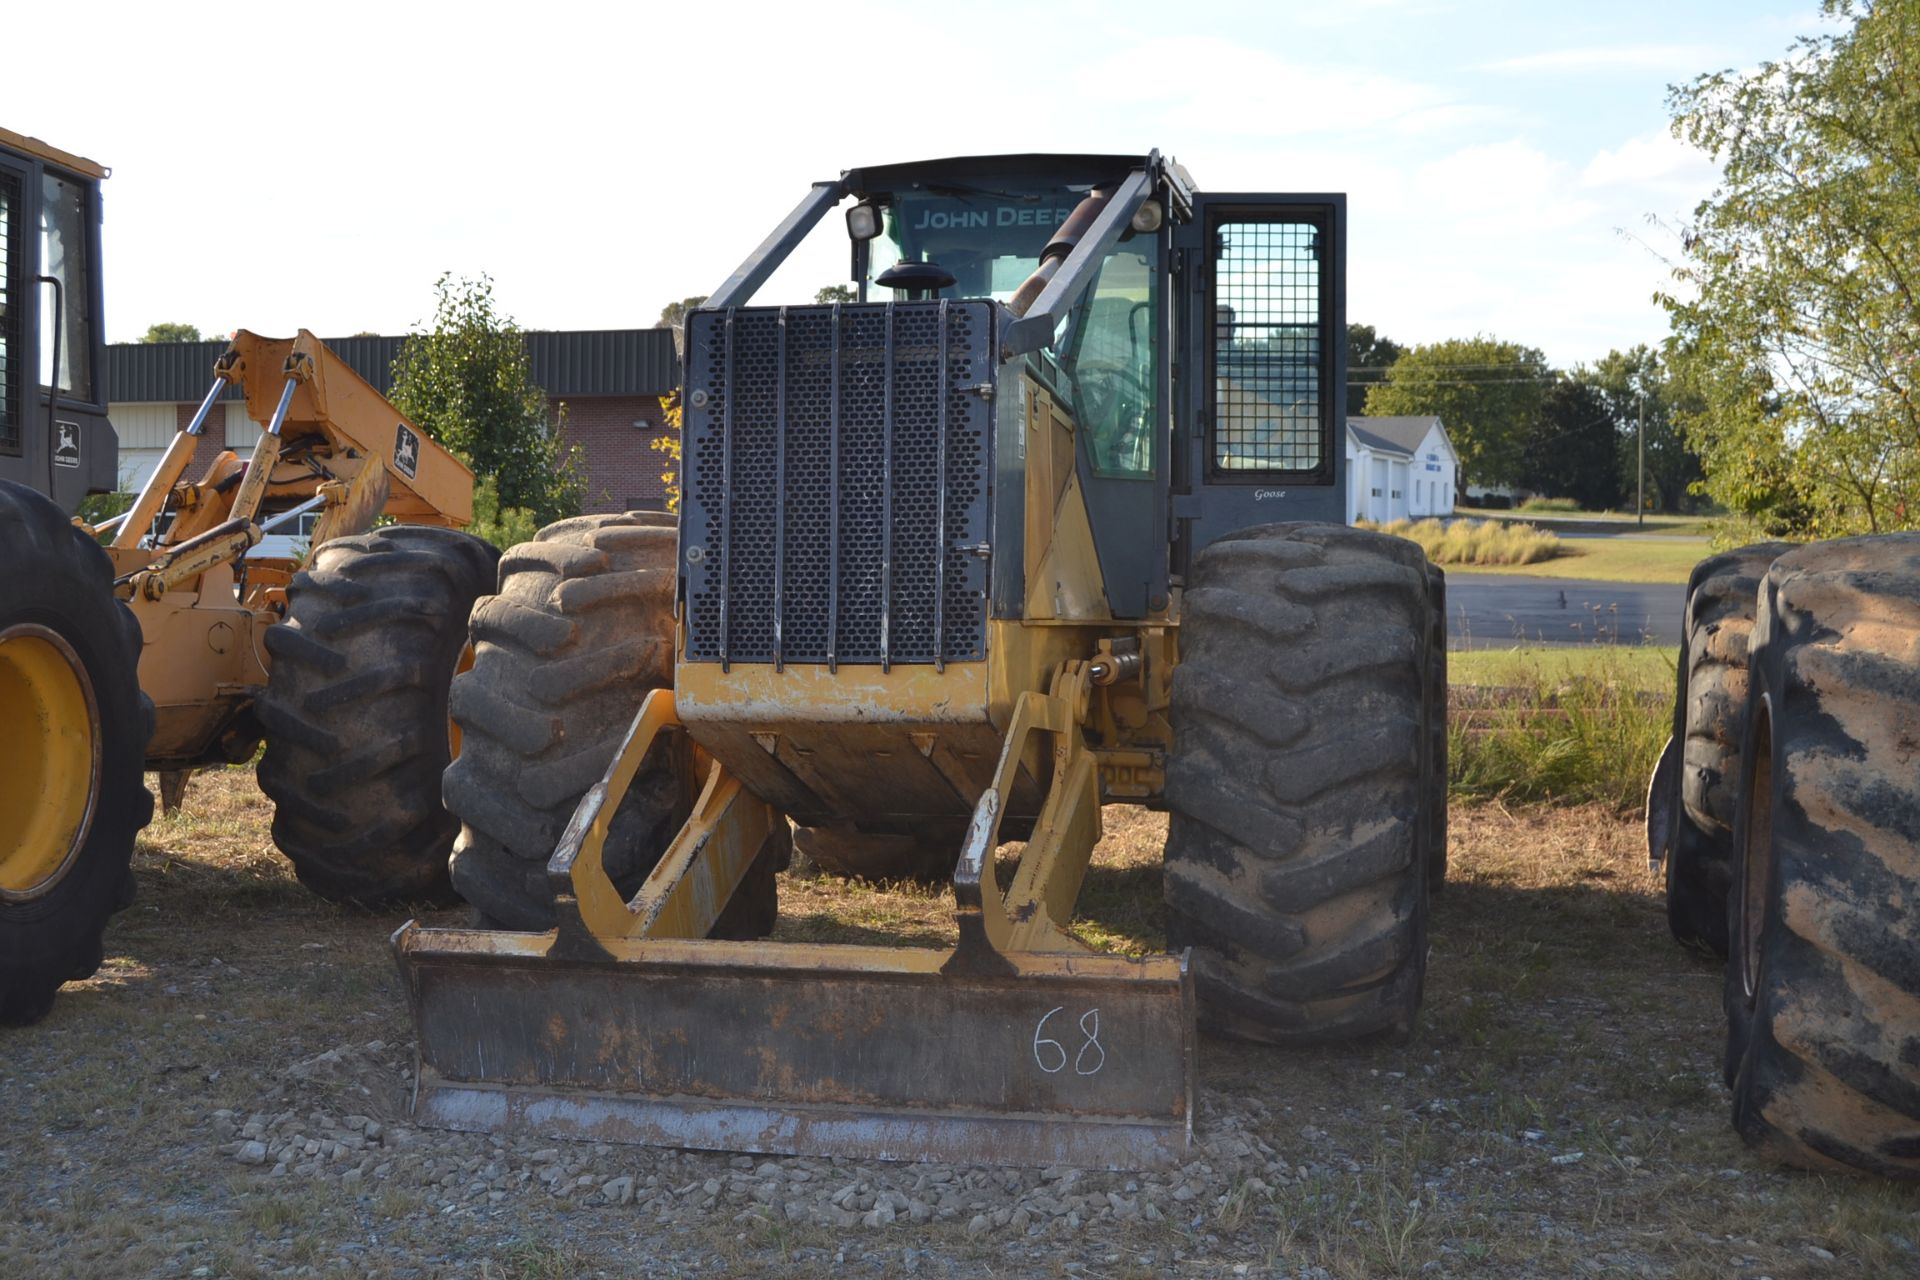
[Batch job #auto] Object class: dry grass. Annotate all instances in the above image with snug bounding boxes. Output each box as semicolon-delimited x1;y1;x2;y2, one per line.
1360;517;1564;566
4;768;1917;1278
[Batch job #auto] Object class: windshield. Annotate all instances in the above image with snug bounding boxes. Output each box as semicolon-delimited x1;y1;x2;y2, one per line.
865;181;1092;304
862;179;1160;478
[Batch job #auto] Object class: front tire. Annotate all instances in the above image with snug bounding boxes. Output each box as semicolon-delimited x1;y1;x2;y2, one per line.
1163;523;1435;1044
1660;542;1790;955
0;481;154;1026
1724;533;1920;1177
256;525;498;906
444;514;781;937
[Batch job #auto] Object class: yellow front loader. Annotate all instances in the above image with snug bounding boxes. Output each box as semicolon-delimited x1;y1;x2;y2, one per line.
399;152;1447;1169
2;139;489;1029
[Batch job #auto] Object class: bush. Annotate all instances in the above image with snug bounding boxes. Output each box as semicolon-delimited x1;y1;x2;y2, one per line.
1450;647;1670;810
1360;517;1562;566
1518;496;1581;513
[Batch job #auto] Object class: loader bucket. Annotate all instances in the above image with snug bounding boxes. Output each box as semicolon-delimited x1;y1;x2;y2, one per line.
393;926;1194;1170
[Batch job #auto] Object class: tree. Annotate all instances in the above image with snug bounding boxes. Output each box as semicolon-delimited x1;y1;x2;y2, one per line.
656;296;708;331
1518;378;1624;510
388;274;581;545
141;322;203;344
815;284;856;304
1574;346;1705;514
1345;323;1403;418
1663;0;1920;536
1363;337;1552;490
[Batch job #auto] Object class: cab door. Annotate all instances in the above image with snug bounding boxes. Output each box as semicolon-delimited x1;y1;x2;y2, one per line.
1171;195;1346;566
32;161;114;510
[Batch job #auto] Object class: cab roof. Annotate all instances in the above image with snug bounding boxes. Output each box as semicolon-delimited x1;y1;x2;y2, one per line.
0;127;108;180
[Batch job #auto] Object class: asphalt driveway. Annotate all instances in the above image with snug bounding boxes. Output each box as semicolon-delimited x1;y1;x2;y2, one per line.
1445;574;1686;649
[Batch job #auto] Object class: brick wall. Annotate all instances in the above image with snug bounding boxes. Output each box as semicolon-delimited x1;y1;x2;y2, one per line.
179;402;231;479
552;394;679;514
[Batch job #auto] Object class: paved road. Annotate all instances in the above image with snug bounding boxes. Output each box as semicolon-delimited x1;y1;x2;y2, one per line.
1445;574;1685;649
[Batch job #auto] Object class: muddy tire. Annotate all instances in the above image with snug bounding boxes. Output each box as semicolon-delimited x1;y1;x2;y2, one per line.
1163;523;1436;1044
444;513;781;936
1724;533;1920;1177
1658;542;1791;954
0;480;154;1026
1425;563;1448;896
256;526;497;906
792;824;963;884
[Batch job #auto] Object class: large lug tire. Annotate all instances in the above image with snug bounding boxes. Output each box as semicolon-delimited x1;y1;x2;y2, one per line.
444;513;782;937
1657;542;1791;955
1163;523;1436;1045
1722;534;1920;1178
0;480;154;1026
1424;563;1448;896
255;526;498;906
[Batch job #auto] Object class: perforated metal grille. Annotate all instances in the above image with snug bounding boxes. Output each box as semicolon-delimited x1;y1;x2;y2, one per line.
1212;220;1325;472
0;169;19;457
682;301;994;667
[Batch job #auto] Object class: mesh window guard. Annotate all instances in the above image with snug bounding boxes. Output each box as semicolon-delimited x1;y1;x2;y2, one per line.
1212;220;1324;472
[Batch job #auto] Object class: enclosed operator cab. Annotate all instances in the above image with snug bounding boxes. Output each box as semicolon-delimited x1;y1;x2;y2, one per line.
0;128;116;512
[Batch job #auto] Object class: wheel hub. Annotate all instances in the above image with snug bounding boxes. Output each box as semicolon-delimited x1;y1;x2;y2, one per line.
0;624;102;900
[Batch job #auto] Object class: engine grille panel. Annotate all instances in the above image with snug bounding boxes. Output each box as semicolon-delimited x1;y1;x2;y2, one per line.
682;301;994;667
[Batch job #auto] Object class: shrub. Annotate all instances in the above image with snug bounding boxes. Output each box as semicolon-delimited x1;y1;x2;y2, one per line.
1360;517;1562;566
1518;496;1581;513
1449;647;1671;810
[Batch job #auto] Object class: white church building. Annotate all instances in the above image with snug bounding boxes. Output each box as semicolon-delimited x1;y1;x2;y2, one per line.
1346;415;1458;524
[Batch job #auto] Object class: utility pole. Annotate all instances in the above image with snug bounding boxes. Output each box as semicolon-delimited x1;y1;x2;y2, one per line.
1636;388;1646;527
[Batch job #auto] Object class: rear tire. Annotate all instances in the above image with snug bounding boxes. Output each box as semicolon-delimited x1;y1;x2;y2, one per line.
1724;533;1920;1177
0;480;154;1026
1660;542;1790;954
256;525;498;906
1163;523;1435;1044
444;514;781;936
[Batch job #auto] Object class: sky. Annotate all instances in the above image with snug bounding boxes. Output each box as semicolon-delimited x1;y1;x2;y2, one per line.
8;0;1835;369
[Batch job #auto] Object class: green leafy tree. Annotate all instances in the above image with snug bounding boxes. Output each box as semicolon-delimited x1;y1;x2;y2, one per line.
1572;346;1705;514
388;274;581;546
1345;323;1403;418
1363;337;1552;489
1519;378;1624;510
1663;0;1920;535
141;322;203;344
657;296;708;331
815;284;856;304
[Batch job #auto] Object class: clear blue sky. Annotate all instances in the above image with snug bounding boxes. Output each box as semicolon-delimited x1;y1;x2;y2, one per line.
11;1;1832;368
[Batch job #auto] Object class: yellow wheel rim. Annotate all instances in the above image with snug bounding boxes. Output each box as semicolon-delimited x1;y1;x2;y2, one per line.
0;624;102;900
447;640;476;761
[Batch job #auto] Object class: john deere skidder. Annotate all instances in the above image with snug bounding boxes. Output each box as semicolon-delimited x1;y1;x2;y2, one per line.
403;152;1446;1168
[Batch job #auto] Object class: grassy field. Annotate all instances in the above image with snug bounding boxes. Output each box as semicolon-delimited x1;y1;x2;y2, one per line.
1447;534;1706;585
6;768;1917;1278
1456;507;1716;538
1450;644;1674;695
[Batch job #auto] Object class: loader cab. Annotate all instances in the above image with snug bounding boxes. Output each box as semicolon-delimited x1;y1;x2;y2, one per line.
840;154;1344;616
0;128;116;513
684;150;1342;635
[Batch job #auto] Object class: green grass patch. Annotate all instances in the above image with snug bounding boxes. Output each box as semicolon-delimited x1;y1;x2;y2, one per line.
1362;517;1562;566
1449;646;1670;810
1446;534;1706;584
1517;496;1582;513
1457;506;1716;538
1451;644;1673;695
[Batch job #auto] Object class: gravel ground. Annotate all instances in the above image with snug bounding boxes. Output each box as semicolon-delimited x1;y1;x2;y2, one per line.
5;770;1918;1279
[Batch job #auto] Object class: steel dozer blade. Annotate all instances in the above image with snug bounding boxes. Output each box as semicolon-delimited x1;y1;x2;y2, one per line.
395;665;1196;1170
